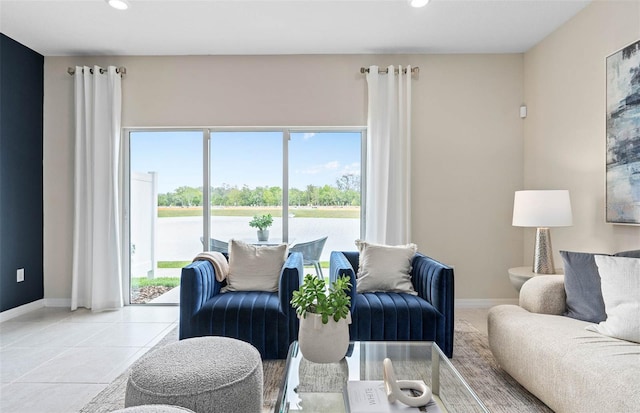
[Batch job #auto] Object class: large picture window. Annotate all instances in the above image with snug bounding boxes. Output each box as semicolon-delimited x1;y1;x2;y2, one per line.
124;128;364;304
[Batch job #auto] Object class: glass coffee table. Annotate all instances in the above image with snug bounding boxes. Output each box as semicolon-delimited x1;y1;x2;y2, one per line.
275;341;489;413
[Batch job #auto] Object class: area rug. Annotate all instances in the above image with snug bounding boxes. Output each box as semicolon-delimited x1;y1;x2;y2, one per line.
80;320;552;413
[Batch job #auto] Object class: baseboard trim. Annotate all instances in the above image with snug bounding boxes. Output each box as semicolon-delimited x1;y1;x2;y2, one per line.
455;298;518;308
0;299;45;322
44;298;71;308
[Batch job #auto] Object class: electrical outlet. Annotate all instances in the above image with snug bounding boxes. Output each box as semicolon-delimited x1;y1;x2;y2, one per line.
17;268;24;283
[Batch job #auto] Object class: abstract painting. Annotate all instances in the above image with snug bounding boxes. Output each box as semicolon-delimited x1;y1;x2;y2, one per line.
606;39;640;225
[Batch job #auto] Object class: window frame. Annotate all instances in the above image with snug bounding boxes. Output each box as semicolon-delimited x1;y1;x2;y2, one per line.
122;126;366;304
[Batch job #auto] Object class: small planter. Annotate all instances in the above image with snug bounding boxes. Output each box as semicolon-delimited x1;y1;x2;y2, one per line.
298;312;351;363
257;229;269;242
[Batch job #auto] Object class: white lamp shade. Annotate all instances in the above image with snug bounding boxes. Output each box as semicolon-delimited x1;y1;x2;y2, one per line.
512;190;573;227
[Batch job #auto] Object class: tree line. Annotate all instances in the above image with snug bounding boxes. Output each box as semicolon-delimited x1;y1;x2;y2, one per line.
158;174;361;208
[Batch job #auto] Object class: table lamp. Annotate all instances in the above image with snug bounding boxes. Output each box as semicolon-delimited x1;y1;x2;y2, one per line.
512;190;573;274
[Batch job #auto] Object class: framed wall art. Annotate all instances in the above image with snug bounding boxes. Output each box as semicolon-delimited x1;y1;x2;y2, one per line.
606;39;640;225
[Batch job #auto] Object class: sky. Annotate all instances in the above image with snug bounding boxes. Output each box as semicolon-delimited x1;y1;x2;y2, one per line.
130;130;362;194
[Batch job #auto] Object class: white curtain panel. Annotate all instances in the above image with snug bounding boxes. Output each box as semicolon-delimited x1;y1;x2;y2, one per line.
71;66;123;311
365;65;412;245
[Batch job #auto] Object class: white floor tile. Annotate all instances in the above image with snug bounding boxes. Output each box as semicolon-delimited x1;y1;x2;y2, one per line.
6;308;72;324
76;322;173;347
0;382;106;413
0;305;179;412
9;322;110;348
0;322;51;348
119;306;180;323
0;346;67;383
15;346;143;384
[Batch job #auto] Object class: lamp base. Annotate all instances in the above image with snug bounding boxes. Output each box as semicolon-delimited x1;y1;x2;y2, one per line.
533;228;555;274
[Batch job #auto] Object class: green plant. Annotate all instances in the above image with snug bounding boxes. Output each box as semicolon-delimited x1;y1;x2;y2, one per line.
248;213;274;231
131;277;180;288
291;274;351;324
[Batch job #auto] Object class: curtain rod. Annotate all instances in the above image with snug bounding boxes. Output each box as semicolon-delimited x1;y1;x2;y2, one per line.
67;66;127;76
360;67;419;75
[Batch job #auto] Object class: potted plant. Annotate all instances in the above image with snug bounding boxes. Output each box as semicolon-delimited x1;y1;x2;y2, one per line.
248;213;273;241
291;274;352;363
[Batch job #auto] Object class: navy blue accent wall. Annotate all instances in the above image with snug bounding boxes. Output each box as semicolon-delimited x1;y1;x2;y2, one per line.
0;34;44;312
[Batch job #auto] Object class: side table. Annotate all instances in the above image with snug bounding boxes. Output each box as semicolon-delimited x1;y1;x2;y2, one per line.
508;266;563;292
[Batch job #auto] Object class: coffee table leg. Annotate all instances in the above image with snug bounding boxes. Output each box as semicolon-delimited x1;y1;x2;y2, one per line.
431;344;440;396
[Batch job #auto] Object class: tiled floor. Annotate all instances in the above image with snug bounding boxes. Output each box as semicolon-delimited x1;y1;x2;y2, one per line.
0;304;490;413
0;305;179;413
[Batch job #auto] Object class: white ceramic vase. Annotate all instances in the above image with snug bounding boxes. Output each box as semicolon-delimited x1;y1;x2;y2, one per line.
298;312;352;363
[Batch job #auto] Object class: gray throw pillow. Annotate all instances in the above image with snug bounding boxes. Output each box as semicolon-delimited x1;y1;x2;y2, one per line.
614;249;640;258
560;250;607;323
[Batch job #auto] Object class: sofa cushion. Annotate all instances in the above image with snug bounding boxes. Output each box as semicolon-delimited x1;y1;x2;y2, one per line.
225;239;287;292
350;292;439;340
587;255;640;343
354;240;417;295
560;250;607;323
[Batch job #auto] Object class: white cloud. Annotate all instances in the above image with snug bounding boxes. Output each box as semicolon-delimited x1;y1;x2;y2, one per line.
324;161;339;170
298;160;340;175
302;132;316;140
340;162;361;175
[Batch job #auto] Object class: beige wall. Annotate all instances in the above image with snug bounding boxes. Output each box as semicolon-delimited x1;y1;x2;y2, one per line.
523;0;640;264
44;53;524;303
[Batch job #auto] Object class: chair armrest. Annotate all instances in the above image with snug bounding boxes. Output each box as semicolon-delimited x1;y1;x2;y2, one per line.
279;252;304;316
179;260;223;338
411;253;455;357
330;251;357;311
519;274;566;315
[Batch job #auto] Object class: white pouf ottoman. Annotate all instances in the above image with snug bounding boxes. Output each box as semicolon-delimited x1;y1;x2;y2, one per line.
125;337;263;413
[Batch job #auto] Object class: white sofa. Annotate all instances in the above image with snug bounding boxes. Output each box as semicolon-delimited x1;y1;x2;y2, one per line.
488;274;640;413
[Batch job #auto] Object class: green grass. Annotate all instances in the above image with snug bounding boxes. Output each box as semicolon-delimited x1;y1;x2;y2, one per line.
157;261;191;268
131;277;180;288
157;207;359;219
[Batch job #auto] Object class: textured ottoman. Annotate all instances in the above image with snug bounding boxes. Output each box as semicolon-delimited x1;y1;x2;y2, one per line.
112;405;195;413
125;337;263;413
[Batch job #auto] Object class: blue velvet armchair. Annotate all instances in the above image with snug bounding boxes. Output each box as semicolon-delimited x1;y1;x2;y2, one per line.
330;251;455;357
179;252;303;359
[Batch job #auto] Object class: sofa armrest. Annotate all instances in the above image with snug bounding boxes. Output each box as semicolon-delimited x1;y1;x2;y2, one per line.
330;251;357;311
519;274;566;315
179;260;223;339
279;252;304;316
411;253;455;356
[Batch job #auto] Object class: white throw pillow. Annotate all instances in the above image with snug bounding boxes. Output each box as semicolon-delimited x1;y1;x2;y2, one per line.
355;240;418;295
225;239;288;292
586;255;640;343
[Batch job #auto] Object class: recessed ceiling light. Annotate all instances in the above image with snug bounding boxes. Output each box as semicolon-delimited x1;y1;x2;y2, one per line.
107;0;130;10
409;0;430;8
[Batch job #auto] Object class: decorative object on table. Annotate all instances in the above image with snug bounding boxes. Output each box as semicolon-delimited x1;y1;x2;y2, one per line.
383;358;432;407
512;190;573;274
249;213;273;241
345;380;441;413
291;274;352;363
605;39;640;225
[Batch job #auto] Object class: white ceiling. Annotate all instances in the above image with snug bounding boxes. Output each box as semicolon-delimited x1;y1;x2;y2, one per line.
0;0;591;56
